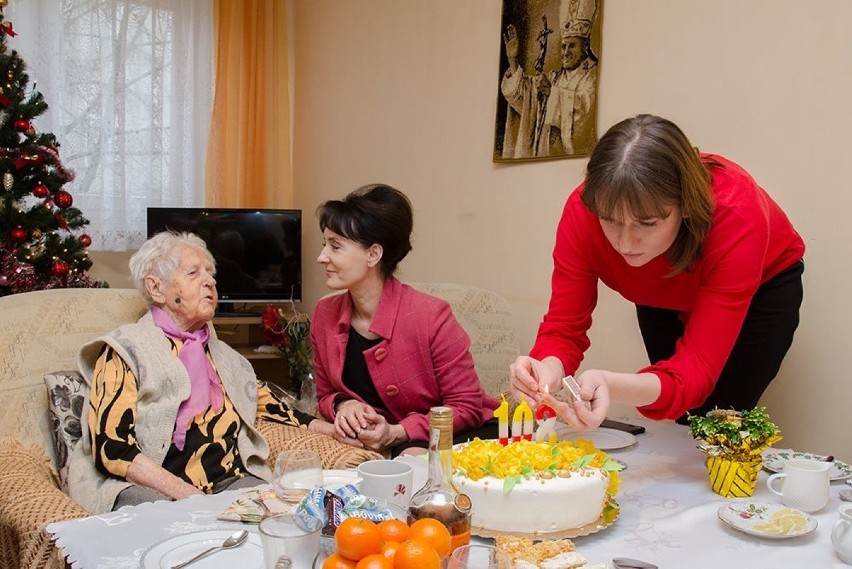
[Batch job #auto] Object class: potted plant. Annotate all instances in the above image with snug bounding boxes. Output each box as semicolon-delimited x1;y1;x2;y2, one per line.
688;407;782;497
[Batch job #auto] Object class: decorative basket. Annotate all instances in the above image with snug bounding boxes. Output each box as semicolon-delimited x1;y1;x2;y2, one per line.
706;455;763;498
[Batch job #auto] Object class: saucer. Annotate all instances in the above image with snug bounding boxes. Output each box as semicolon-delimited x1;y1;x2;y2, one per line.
717;501;816;539
762;449;852;481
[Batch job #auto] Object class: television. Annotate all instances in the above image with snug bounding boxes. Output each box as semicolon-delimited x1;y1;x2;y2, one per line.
146;207;302;313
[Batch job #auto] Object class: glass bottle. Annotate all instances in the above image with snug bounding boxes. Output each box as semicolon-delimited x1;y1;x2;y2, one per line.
406;406;472;553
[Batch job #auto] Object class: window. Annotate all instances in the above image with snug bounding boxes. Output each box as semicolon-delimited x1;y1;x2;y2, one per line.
5;0;213;250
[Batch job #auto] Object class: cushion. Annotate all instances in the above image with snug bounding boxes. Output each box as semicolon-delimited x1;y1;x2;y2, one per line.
43;371;87;492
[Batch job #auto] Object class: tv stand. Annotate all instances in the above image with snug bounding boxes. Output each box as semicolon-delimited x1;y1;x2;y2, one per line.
212;309;295;391
215;302;261;318
215;310;259;318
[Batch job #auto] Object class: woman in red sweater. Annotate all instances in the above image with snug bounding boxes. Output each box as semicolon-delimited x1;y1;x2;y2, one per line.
510;114;805;429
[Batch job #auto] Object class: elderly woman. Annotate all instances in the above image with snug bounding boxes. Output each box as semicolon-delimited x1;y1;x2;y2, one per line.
67;231;346;513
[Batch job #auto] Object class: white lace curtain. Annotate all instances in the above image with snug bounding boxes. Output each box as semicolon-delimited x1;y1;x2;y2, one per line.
4;0;213;251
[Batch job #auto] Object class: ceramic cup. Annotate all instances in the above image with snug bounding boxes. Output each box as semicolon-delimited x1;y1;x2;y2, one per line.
356;459;414;510
259;513;321;569
766;458;831;513
832;503;852;565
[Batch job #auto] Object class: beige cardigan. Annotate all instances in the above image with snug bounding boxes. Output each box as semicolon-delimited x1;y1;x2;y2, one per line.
67;311;271;514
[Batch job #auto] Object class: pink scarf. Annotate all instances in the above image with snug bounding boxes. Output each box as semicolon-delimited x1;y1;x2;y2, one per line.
151;306;224;451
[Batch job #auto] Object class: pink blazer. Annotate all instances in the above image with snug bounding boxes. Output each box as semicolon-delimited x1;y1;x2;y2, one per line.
311;277;499;442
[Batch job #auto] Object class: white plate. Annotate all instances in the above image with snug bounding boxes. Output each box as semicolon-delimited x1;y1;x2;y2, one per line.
554;425;637;450
717;501;817;539
323;469;362;490
762;449;852;481
140;529;262;569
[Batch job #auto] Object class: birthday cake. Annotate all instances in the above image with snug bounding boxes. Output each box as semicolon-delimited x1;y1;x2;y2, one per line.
451;438;621;534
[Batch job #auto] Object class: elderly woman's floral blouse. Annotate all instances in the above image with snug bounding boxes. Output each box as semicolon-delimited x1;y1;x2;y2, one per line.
88;340;310;493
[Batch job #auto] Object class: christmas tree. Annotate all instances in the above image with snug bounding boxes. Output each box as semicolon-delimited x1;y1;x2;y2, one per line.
0;7;106;295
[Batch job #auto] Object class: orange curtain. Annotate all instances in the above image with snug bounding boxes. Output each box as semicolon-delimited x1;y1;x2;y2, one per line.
205;0;291;208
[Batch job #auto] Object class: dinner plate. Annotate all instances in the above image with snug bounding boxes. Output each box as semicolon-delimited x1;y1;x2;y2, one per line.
554;426;637;450
762;449;852;481
140;529;262;569
717;501;817;539
323;469;362;490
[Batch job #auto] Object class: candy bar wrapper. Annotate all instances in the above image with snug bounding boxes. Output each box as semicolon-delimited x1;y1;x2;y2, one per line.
294;484;399;536
217;488;288;523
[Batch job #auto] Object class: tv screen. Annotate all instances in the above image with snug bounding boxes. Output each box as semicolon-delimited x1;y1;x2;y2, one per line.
146;207;302;308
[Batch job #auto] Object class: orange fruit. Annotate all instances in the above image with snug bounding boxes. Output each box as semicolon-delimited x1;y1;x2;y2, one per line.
379;540;400;561
355;553;393;569
376;519;410;543
322;552;358;569
335;517;382;561
408;518;452;560
393;538;441;569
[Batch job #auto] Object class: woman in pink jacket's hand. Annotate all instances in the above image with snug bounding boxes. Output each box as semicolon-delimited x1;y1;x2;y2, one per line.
311;184;500;456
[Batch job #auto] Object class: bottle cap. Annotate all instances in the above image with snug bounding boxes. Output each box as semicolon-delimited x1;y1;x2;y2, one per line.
430;406;453;448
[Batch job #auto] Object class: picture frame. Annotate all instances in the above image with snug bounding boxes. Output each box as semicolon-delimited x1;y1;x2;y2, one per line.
493;0;603;162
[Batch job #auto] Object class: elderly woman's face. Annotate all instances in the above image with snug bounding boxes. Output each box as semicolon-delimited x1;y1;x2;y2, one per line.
159;246;218;330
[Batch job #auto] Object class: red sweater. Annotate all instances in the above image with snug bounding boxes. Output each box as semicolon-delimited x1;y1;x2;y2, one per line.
530;154;805;419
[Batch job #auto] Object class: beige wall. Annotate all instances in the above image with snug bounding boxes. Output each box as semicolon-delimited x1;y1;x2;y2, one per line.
89;0;851;461
287;0;852;462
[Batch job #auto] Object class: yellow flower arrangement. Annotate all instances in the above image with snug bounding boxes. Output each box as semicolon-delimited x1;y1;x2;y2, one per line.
453;438;622;514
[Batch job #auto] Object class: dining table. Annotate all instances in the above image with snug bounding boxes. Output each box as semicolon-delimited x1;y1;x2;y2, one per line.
47;417;850;568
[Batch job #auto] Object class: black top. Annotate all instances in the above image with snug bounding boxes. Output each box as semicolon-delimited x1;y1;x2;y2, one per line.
342;327;385;410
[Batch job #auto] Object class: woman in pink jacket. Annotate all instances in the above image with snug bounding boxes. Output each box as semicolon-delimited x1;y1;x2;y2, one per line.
311;184;500;456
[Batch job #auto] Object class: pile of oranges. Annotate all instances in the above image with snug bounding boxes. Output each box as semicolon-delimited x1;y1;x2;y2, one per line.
322;516;452;569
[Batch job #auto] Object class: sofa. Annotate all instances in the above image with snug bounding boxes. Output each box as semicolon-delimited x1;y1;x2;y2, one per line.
0;283;519;568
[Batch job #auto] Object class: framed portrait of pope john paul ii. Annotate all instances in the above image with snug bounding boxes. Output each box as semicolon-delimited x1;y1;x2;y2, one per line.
493;0;602;162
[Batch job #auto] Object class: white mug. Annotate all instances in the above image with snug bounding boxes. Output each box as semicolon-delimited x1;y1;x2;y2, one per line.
766;458;831;513
356;459;414;510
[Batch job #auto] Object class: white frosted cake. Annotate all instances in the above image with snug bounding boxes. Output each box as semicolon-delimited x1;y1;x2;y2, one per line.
452;439;621;534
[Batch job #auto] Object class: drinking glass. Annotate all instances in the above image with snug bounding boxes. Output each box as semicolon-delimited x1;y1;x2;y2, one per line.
272;449;323;504
448;544;511;568
259;513;321;569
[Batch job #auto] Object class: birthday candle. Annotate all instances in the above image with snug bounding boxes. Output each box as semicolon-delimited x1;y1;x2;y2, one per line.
535;384;556;421
535;417;558;444
535;386;557;443
494;396;510;446
512;399;534;442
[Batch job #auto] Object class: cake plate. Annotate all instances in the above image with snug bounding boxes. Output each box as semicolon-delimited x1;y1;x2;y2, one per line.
470;506;618;540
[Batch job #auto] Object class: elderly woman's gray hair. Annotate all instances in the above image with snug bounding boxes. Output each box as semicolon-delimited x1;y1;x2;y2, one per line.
130;231;215;302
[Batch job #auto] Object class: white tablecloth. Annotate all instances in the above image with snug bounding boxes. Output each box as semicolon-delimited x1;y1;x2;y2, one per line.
47;419;850;568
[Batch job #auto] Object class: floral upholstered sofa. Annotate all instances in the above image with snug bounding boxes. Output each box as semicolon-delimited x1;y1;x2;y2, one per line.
0;283;519;568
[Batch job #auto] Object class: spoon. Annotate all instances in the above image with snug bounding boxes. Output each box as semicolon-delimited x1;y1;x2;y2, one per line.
612;557;658;569
171;530;248;569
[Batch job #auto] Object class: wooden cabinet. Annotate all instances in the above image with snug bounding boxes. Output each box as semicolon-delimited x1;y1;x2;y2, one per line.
212;315;294;390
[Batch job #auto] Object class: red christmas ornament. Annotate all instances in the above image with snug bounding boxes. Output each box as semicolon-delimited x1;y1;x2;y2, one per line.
13;118;31;132
54;213;68;228
51;260;69;278
55;190;73;209
10;228;27;242
0;275;9;286
32;183;49;198
79;234;92;247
